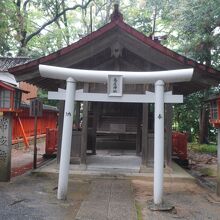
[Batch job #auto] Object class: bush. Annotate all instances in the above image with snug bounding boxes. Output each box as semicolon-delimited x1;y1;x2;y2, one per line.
188;143;217;155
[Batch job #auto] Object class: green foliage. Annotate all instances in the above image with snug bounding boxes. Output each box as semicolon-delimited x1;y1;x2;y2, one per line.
0;0;93;57
189;142;217;154
123;0;176;37
0;0;17;56
0;0;219;62
173;87;219;141
124;3;152;34
37;89;58;106
165;0;220;68
173;92;202;136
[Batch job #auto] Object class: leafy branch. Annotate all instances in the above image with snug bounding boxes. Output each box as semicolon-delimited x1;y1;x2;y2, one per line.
24;0;93;45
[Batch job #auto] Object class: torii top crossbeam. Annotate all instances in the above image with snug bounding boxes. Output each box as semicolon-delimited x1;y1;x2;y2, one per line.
39;65;193;84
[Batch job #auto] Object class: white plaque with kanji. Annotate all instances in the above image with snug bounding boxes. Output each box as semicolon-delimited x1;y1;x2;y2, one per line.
108;75;123;97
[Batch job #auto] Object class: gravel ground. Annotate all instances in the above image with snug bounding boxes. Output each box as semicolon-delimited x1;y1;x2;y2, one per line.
0;173;90;220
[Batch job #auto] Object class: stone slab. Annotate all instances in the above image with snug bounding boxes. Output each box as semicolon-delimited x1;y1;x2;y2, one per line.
75;180;137;220
76;201;109;220
85;191;110;202
108;202;137;220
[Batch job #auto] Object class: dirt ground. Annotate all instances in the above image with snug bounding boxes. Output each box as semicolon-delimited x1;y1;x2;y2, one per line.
132;150;220;220
132;180;220;220
132;149;220;220
188;149;217;191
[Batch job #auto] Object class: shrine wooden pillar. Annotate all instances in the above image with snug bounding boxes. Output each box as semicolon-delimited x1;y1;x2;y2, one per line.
141;104;148;165
81;83;89;163
165;104;173;167
75;101;81;128
136;104;142;155
91;102;98;155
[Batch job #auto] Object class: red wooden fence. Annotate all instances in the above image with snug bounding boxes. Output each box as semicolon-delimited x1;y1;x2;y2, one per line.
45;128;58;155
172;132;188;161
12;104;58;144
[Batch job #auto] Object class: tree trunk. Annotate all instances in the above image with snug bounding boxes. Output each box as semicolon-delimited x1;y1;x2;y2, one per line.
17;41;28;56
198;44;211;144
199;105;209;144
151;5;157;39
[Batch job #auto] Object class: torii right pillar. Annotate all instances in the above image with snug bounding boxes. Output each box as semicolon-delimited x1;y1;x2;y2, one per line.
149;80;174;210
154;80;165;205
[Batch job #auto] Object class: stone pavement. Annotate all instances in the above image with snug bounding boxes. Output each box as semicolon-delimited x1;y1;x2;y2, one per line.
75;180;137;220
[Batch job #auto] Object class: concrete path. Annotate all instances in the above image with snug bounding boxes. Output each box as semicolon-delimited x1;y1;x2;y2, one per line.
75;180;137;220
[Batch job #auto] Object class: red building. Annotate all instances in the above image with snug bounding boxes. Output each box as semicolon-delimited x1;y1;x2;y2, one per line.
0;57;58;149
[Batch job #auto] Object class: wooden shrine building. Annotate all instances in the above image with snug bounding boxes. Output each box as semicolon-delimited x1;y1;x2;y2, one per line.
9;5;220;169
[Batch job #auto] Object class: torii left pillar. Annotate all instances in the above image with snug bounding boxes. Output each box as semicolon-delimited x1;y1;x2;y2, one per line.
57;77;76;200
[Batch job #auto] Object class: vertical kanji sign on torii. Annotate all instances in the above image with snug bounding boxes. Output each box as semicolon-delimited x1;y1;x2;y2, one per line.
108;75;123;96
39;64;193;208
0;112;12;181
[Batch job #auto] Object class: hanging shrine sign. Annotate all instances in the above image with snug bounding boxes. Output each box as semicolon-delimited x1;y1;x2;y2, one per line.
30;99;43;117
108;75;123;97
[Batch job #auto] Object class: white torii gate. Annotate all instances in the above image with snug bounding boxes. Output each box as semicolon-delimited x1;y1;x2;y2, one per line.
39;65;193;206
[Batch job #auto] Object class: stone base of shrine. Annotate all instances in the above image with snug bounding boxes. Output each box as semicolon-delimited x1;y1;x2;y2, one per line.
33;157;195;183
